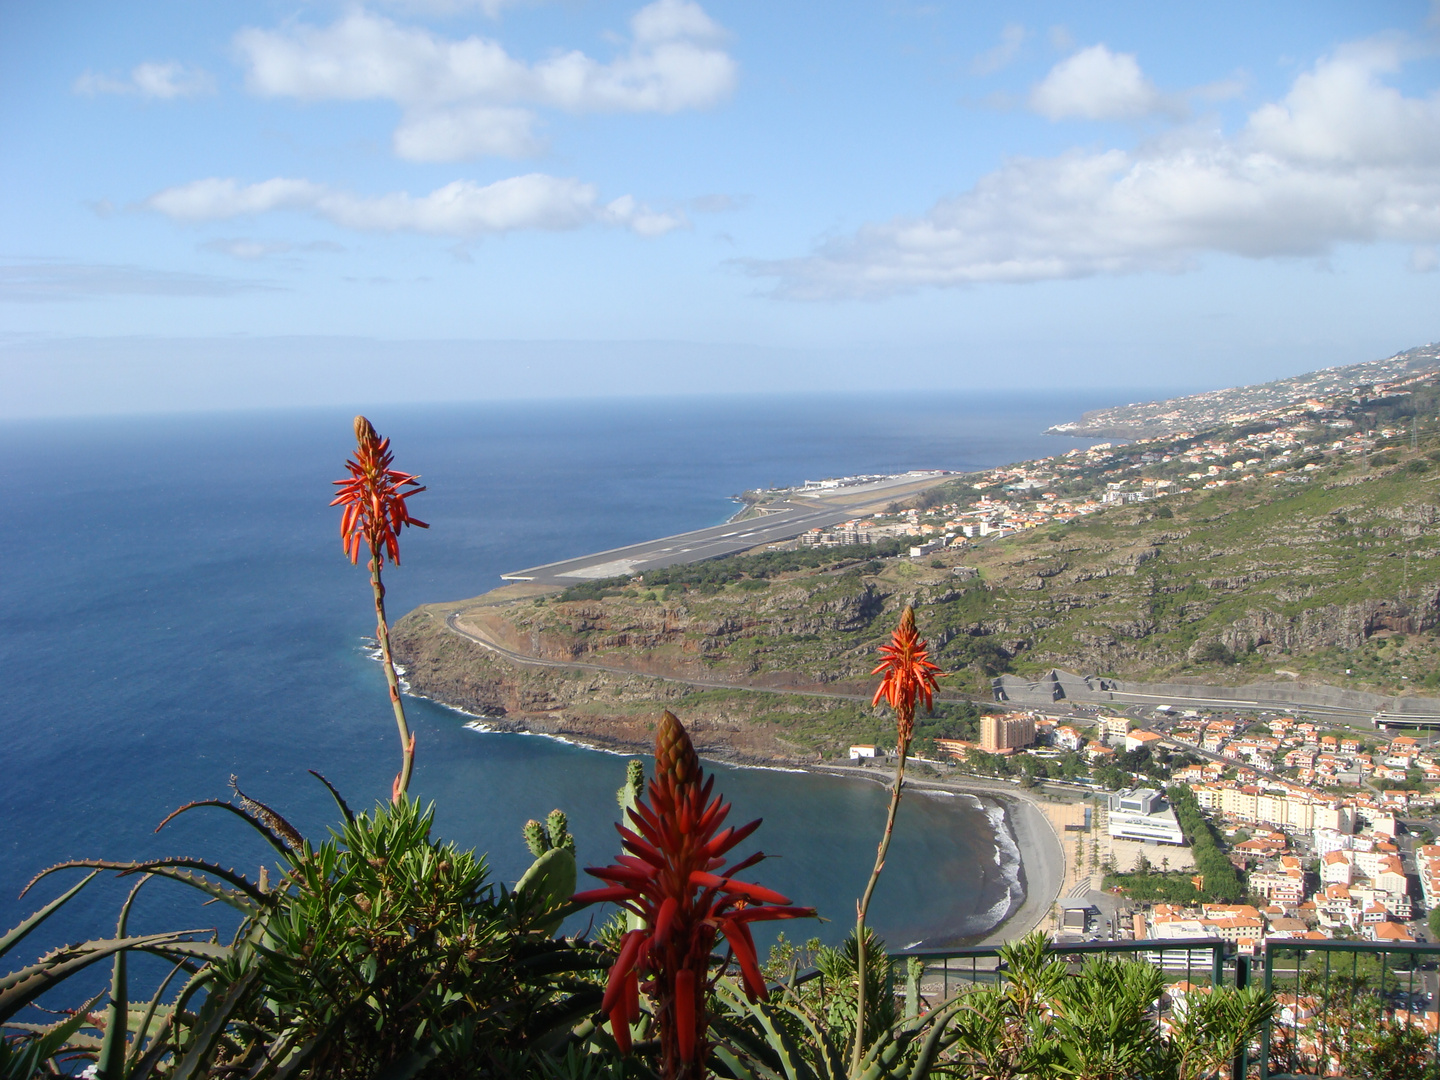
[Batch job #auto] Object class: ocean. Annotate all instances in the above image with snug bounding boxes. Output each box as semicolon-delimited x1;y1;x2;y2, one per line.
0;391;1124;961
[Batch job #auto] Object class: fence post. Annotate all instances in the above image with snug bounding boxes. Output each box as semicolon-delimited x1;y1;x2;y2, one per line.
1232;953;1250;1080
1258;945;1275;1080
1212;943;1227;988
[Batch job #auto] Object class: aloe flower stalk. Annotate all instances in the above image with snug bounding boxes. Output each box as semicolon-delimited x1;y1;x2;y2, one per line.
574;711;815;1080
851;606;944;1075
331;416;428;802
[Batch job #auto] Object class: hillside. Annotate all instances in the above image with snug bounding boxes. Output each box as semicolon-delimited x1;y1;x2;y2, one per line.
394;394;1440;761
1048;342;1440;438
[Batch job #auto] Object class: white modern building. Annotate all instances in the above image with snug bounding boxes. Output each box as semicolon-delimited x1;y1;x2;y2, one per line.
1107;788;1186;845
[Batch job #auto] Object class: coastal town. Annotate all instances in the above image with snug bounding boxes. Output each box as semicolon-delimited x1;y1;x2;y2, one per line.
790;351;1440;1027
863;704;1439;952
789;388;1428;551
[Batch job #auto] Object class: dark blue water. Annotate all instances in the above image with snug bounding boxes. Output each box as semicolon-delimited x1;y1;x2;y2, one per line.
0;392;1122;962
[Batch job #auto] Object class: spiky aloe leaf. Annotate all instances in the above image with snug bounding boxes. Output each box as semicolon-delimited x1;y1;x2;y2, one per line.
0;932;206;1024
167;965;261;1080
23;858;267;908
852;999;964;1080
902;1002;964;1080
0;871;99;961
308;770;354;824
0;992;102;1080
712;980;824;1080
227;776;306;852
125;962;185;1078
262;1014;355;1080
711;1044;774;1080
155;799;298;859
97;876;151;1079
127;964;218;1080
144;940;232;965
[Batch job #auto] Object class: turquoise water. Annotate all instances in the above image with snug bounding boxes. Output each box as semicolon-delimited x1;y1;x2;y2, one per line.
0;392;1118;956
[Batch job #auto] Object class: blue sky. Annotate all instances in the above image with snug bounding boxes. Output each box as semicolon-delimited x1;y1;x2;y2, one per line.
3;0;1440;416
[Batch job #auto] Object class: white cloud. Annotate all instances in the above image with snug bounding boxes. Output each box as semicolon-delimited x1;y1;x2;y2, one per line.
393;105;544;160
971;24;1026;77
748;43;1440;299
74;61;215;99
150;178;326;220
233;1;734;161
630;0;726;45
1412;245;1439;273
1244;40;1440;165
1029;44;1164;120
200;238;345;261
147;175;687;237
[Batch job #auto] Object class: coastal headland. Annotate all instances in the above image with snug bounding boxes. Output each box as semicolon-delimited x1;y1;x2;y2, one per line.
395;343;1440;945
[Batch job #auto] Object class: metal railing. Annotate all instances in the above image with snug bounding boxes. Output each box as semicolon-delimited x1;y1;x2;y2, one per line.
1259;938;1440;1079
892;937;1230;997
853;937;1440;1079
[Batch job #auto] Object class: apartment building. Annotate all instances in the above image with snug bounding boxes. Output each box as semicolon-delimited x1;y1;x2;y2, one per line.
980;712;1036;753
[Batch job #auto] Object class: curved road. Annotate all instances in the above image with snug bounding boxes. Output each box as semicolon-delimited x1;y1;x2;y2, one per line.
443;609;877;704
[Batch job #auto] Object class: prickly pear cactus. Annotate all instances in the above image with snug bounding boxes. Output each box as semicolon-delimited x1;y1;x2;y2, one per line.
546;808;574;855
523;818;549;857
515;809;577;935
616;759;645;810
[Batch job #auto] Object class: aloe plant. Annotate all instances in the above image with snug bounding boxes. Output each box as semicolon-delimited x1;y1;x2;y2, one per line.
0;850;268;1076
711;973;964;1080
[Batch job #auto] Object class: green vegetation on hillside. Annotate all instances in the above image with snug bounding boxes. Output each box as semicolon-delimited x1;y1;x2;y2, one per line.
520;410;1440;696
557;538;910;602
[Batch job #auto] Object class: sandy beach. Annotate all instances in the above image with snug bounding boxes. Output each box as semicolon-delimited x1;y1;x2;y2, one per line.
810;763;1072;946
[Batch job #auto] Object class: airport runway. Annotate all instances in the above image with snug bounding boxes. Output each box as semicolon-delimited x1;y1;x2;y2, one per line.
501;473;948;585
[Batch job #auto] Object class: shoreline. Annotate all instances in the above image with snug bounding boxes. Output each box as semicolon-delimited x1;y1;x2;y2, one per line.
809;763;1067;947
451;710;1068;946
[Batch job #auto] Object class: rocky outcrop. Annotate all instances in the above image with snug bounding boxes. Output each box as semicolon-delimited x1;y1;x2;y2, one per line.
1216;595;1440;654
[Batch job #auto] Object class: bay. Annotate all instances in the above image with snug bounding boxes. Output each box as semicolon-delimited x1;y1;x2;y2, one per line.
0;391;1126;959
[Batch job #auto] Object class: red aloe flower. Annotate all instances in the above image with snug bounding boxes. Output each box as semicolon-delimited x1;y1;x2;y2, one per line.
852;606;945;1073
574;711;815;1079
331;416;427;801
331;415;428;566
870;605;944;749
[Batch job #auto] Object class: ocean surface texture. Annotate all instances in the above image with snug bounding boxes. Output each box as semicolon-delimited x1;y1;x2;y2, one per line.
1;393;1117;958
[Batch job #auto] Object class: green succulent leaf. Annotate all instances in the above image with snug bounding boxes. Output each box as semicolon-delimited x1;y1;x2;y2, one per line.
0;871;100;961
168;965;261;1080
0;931;205;1024
97;876;150;1080
0;992;102;1080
